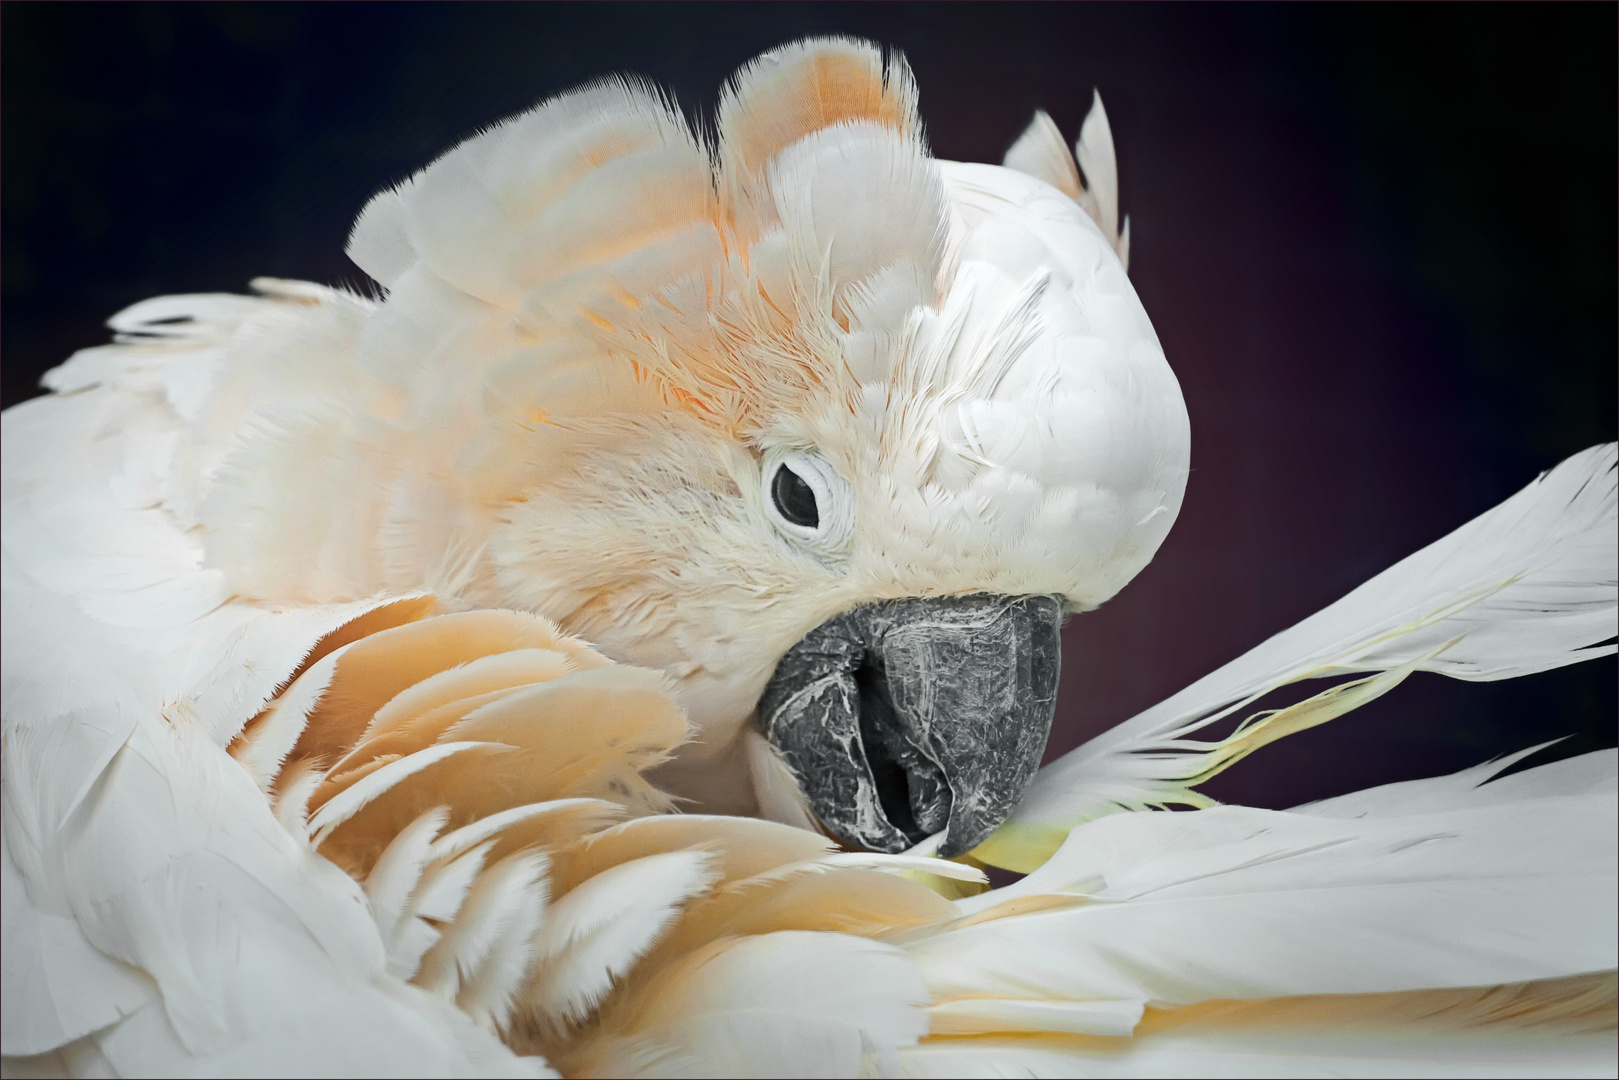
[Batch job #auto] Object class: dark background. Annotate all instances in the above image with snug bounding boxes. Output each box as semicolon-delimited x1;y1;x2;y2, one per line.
4;3;1614;808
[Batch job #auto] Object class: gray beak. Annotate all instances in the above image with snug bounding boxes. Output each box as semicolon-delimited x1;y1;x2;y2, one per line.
758;593;1063;857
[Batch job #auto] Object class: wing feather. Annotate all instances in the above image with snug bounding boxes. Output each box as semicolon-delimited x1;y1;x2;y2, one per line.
983;444;1618;871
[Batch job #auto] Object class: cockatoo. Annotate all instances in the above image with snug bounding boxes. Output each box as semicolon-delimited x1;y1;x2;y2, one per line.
3;36;1614;1079
17;37;1187;859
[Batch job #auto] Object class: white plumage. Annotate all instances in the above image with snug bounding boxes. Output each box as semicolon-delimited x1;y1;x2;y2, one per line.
983;441;1619;868
2;36;1614;1079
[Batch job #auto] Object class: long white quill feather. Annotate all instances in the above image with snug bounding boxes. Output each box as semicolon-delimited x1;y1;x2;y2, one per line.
980;444;1617;870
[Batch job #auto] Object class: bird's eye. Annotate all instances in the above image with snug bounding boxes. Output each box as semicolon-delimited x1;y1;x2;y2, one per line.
761;449;854;552
771;464;819;528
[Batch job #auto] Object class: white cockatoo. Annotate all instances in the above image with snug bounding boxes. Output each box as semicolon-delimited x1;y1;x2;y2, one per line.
2;37;1614;1079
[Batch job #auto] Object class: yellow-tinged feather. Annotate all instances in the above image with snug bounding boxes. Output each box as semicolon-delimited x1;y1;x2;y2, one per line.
973;653;1434;872
1130;974;1618;1038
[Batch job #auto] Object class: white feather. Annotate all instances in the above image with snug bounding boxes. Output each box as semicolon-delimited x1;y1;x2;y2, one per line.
1000;97;1132;274
2;693;541;1076
927;996;1144;1038
985;443;1618;870
897;1030;1616;1079
1002;109;1084;202
455;884;549;1035
582;931;929;1079
416;851;549;1008
0;824;157;1057
271;757;328;839
1297;746;1617;819
411;842;494;925
931;790;1615;1010
366;806;450;945
1074;90;1121;247
425;798;618;865
526;850;719;1029
900;976;1618;1079
818;852;989;885
231;646;342;792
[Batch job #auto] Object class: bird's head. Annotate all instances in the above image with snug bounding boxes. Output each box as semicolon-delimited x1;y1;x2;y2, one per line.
344;39;1188;856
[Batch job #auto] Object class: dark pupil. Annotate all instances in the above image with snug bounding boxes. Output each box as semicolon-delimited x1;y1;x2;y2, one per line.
772;464;819;528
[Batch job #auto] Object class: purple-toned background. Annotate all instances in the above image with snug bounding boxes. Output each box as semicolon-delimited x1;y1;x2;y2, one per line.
4;5;1613;807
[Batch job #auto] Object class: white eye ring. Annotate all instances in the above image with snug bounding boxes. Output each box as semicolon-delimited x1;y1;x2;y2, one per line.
762;450;855;553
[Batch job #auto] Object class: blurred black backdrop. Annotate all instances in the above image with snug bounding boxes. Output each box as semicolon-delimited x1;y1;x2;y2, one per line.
3;3;1614;808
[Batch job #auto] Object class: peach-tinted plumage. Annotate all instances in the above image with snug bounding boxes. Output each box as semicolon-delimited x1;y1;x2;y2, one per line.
2;37;1613;1078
